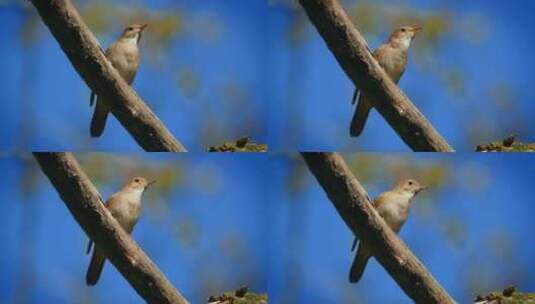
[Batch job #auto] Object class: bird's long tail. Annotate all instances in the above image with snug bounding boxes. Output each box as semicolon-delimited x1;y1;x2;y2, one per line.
350;94;372;137
349;243;371;283
90;99;109;138
86;248;106;286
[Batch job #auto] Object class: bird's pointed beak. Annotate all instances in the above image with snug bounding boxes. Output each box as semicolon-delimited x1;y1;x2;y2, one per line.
146;180;156;189
140;24;148;32
417;185;427;194
410;25;423;34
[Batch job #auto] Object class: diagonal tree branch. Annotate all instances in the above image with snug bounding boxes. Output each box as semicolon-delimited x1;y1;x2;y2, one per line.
301;152;455;303
33;152;189;304
299;0;454;152
30;0;187;152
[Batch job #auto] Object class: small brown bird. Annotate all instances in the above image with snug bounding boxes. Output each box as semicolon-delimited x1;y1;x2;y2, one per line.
350;25;422;137
349;179;425;283
90;23;147;137
86;177;154;286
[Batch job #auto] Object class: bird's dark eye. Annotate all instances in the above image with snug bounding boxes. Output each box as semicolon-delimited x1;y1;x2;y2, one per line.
128;27;133;31
401;28;406;32
408;181;413;185
134;178;140;182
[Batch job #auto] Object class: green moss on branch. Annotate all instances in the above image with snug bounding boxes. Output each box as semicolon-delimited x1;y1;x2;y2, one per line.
208;137;268;152
476;136;535;152
207;286;268;304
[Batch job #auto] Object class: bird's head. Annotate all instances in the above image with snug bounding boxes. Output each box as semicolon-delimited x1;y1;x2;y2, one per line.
120;23;148;43
395;179;426;196
124;177;155;192
389;25;422;50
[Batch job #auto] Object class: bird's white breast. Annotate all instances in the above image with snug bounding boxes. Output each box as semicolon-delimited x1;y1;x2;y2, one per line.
108;189;143;233
107;38;139;84
398;37;412;51
376;191;413;232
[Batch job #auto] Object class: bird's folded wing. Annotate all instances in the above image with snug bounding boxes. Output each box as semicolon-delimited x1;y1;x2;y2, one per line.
89;45;112;106
85;195;109;254
372;194;386;208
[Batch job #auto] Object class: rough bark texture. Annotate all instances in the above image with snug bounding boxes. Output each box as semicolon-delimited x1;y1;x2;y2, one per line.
299;0;454;152
33;152;189;304
30;0;187;152
301;152;455;303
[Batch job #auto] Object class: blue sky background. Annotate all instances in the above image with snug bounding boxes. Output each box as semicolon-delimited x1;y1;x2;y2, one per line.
1;153;534;303
1;0;535;151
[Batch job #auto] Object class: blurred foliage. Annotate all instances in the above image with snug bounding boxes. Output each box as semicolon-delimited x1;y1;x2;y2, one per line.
12;153;42;196
439;217;466;247
174;216;201;247
488;83;516;110
275;1;460;54
457;160;491;193
221;83;251;108
220;232;250;263
285;154;309;197
14;0;186;50
80;2;184;52
285;10;308;47
486;231;515;262
347;2;452;46
343;0;464;112
458;12;490;45
343;154;450;191
187;10;223;44
441;69;467;97
187;161;223;195
176;67;202;99
78;154;183;196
